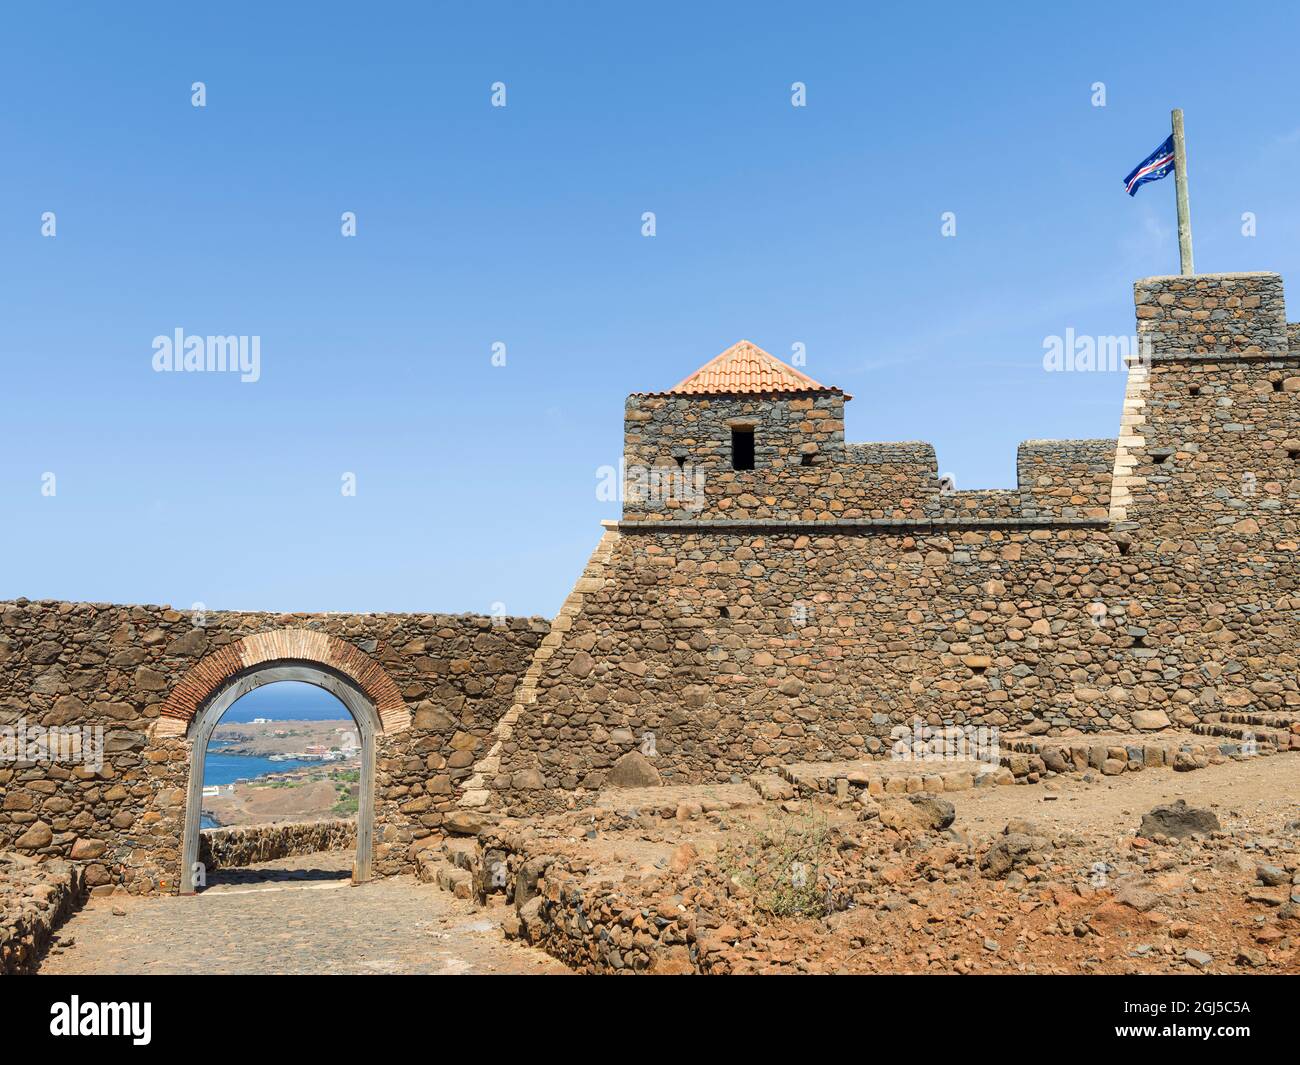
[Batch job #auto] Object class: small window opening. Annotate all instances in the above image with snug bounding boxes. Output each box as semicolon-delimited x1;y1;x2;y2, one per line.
731;428;755;470
800;453;815;467
1152;452;1171;465
674;455;687;468
1272;379;1283;392
1188;385;1201;396
1118;541;1132;557
718;606;731;619
1289;448;1300;461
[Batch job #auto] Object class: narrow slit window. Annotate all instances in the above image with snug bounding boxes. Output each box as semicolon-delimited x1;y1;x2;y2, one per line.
731;427;755;470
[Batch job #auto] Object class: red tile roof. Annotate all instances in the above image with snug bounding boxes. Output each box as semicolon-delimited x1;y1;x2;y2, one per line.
646;340;847;398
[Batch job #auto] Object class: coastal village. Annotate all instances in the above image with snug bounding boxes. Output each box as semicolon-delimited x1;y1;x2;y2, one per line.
200;720;362;827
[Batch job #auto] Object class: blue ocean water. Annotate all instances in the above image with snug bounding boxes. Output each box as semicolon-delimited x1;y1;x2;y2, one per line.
203;752;318;788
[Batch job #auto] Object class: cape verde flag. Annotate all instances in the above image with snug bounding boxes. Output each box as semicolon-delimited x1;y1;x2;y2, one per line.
1123;135;1175;196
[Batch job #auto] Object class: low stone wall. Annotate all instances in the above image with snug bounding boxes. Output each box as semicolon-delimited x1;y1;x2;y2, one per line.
0;852;87;974
198;820;356;871
432;827;706;974
512;865;701;974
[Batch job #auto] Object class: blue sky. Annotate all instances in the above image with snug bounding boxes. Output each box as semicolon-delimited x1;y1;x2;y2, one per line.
218;682;349;724
3;2;1298;617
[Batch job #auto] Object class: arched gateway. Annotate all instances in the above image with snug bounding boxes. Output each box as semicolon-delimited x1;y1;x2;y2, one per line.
152;629;410;894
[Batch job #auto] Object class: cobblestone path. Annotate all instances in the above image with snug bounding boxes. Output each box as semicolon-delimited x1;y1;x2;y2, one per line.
37;851;568;975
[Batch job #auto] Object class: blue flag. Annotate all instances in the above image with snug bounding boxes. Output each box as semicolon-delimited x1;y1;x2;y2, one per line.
1123;135;1175;196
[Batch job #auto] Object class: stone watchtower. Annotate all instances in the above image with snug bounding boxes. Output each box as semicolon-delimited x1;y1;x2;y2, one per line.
622;340;856;522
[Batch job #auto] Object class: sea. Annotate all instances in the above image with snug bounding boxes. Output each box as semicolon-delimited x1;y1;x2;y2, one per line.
200;681;352;829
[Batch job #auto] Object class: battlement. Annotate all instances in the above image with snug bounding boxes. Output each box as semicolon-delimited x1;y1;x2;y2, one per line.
1014;439;1115;520
622;271;1295;528
1134;271;1287;357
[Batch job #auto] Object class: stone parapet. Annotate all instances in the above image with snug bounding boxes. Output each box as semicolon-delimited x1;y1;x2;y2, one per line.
1134;272;1287;356
0;853;87;974
198;819;356;870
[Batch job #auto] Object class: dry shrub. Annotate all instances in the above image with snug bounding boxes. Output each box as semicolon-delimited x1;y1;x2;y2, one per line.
722;810;831;918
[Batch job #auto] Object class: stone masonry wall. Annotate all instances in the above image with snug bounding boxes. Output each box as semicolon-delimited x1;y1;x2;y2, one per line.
0;852;88;974
622;391;1113;524
0;604;547;893
495;272;1299;809
199;819;356;870
623;392;850;521
1134;272;1287;355
1016;440;1116;520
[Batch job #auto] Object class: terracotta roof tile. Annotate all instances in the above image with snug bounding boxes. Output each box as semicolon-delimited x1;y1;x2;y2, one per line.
642;340;847;398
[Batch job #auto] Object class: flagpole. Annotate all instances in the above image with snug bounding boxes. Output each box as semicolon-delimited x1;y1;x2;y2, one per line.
1171;108;1194;275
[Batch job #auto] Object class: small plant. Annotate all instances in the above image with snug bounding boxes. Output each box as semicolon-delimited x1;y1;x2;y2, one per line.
722;811;831;919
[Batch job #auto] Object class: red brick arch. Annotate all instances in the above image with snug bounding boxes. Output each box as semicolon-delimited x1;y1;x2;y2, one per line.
153;628;409;737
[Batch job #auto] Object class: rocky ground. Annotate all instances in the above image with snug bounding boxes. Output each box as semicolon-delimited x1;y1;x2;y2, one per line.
435;750;1300;974
13;749;1300;977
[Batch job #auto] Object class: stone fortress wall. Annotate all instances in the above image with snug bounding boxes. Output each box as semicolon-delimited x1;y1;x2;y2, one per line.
1;270;1296;883
492;272;1299;808
622;380;1116;523
0;605;547;892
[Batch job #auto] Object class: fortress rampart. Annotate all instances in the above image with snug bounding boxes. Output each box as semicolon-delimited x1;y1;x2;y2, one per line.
2;270;1296;884
492;271;1300;809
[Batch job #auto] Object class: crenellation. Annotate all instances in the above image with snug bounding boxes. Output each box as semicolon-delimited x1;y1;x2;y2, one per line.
1016;439;1116;520
1134;271;1287;356
625;349;1130;524
5;269;1298;895
491;269;1300;809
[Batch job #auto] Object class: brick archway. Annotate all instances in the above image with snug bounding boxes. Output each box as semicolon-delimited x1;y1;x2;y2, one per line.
153;628;410;738
149;628;410;893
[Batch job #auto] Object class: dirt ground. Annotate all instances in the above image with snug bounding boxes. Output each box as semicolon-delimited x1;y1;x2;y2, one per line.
947;754;1300;838
501;751;1300;974
206;776;347;825
38;753;1300;976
